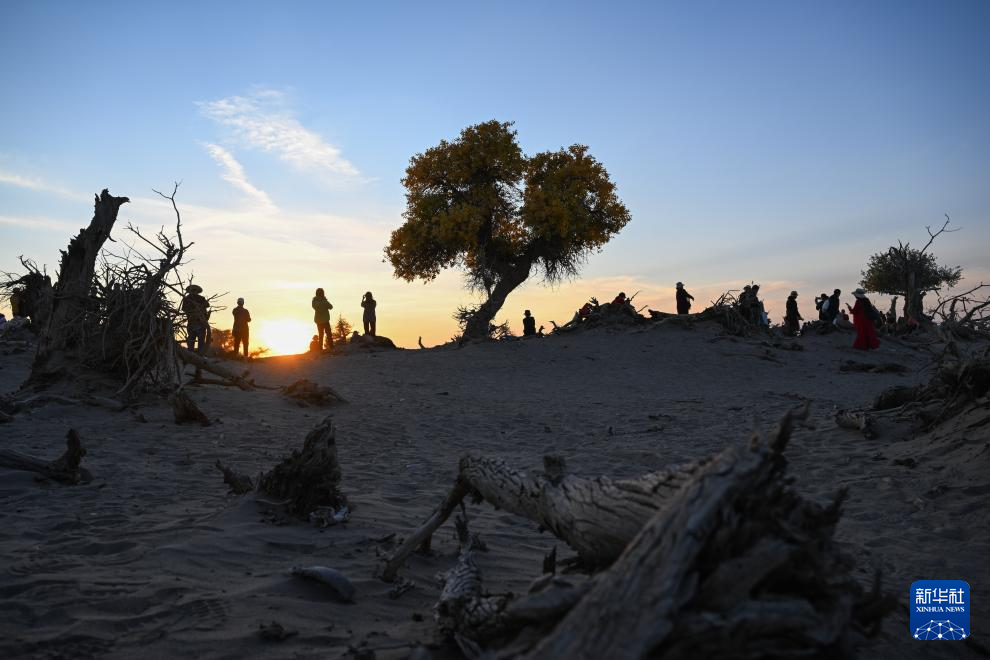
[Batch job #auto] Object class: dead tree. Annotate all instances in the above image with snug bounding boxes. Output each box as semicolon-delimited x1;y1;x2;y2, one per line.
411;408;892;658
2;185;199;398
30;190;130;384
0;429;91;484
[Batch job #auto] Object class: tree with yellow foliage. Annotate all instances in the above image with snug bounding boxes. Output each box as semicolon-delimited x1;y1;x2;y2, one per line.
386;120;630;339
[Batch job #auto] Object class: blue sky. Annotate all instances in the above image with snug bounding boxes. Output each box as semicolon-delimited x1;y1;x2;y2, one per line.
2;1;988;349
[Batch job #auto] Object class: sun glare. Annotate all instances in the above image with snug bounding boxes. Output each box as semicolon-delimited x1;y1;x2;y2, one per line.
253;318;313;357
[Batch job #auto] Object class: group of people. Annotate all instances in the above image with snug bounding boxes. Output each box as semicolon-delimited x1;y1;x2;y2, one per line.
178;285;379;359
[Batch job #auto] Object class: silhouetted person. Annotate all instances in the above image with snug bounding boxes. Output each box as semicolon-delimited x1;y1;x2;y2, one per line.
182;284;209;354
848;288;880;350
309;335;320;352
814;292;830;321
522;309;537;336
827;289;841;325
232;297;251;358
361;291;377;336
611;292;627;308
312;287;334;350
675;282;694;315
784;291;803;336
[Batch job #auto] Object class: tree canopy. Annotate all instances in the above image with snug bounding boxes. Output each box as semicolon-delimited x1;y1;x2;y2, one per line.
860;220;962;320
385;120;630;338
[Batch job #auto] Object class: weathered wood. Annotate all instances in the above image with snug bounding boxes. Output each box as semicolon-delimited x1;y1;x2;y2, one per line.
0;429;91;484
840;360;907;374
31;190;129;382
835;410;878;439
382;453;711;581
215;459;254;494
257;416;346;518
168;388;211;426
177;346;255;390
281;379;346;406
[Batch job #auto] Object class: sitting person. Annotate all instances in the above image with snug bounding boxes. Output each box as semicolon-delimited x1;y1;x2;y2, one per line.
309;335;321;352
522;309;537;336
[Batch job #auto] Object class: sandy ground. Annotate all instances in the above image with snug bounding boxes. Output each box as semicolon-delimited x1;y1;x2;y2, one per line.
1;323;987;659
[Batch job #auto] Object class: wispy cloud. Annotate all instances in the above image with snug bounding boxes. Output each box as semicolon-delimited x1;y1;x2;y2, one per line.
0;214;79;232
202;143;277;212
0;170;86;201
197;90;360;180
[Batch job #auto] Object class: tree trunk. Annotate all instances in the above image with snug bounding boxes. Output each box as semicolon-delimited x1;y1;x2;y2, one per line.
0;429;91;484
31;190;129;382
381;453;710;581
463;262;532;340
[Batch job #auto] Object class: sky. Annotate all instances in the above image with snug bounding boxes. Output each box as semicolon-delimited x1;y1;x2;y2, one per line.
1;1;988;352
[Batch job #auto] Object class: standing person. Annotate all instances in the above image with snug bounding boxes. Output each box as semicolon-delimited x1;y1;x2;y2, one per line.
361;291;377;336
738;285;753;323
232;297;251;358
847;288;880;350
827;289;842;325
312;288;334;350
522;309;537;336
675;282;694;315
814;292;830;321
784;291;803;336
181;284;209;354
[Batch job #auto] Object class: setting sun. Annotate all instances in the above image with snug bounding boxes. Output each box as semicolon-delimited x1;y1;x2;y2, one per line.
253;318;313;356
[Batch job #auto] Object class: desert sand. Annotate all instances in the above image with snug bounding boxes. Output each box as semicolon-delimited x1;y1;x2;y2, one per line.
1;322;988;658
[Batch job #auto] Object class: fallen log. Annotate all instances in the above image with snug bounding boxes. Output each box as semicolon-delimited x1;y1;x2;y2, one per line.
177;346;255;390
281;379;347;406
382;453;711;582
0;429;91;484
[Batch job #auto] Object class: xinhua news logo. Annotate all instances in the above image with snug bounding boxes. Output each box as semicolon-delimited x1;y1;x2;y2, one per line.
910;580;970;640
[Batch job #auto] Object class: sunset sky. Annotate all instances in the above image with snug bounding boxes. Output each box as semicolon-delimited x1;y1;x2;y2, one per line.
1;1;988;353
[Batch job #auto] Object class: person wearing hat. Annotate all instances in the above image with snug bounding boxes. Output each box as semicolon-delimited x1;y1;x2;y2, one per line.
312;287;334;350
784;291;803;337
181;284;210;353
846;288;880;350
675;282;695;315
232;297;252;358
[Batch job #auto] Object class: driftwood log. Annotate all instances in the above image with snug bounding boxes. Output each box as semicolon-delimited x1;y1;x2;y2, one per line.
256;416;346;518
416;408;891;658
381;453;711;582
0;429;91;484
834;410;878;439
177;346;256;390
281;379;347;406
839;360;907;374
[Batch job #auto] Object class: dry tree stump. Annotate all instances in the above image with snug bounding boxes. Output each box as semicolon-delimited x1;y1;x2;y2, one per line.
257;416;346;518
0;429;91;484
168;388;211;426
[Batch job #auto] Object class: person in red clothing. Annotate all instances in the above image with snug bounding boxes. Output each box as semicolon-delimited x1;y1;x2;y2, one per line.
847;288;880;350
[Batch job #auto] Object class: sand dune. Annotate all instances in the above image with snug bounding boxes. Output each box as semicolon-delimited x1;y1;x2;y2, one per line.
1;323;987;658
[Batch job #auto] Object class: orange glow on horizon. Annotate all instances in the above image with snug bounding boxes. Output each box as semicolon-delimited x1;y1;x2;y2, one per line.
253;318;314;356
